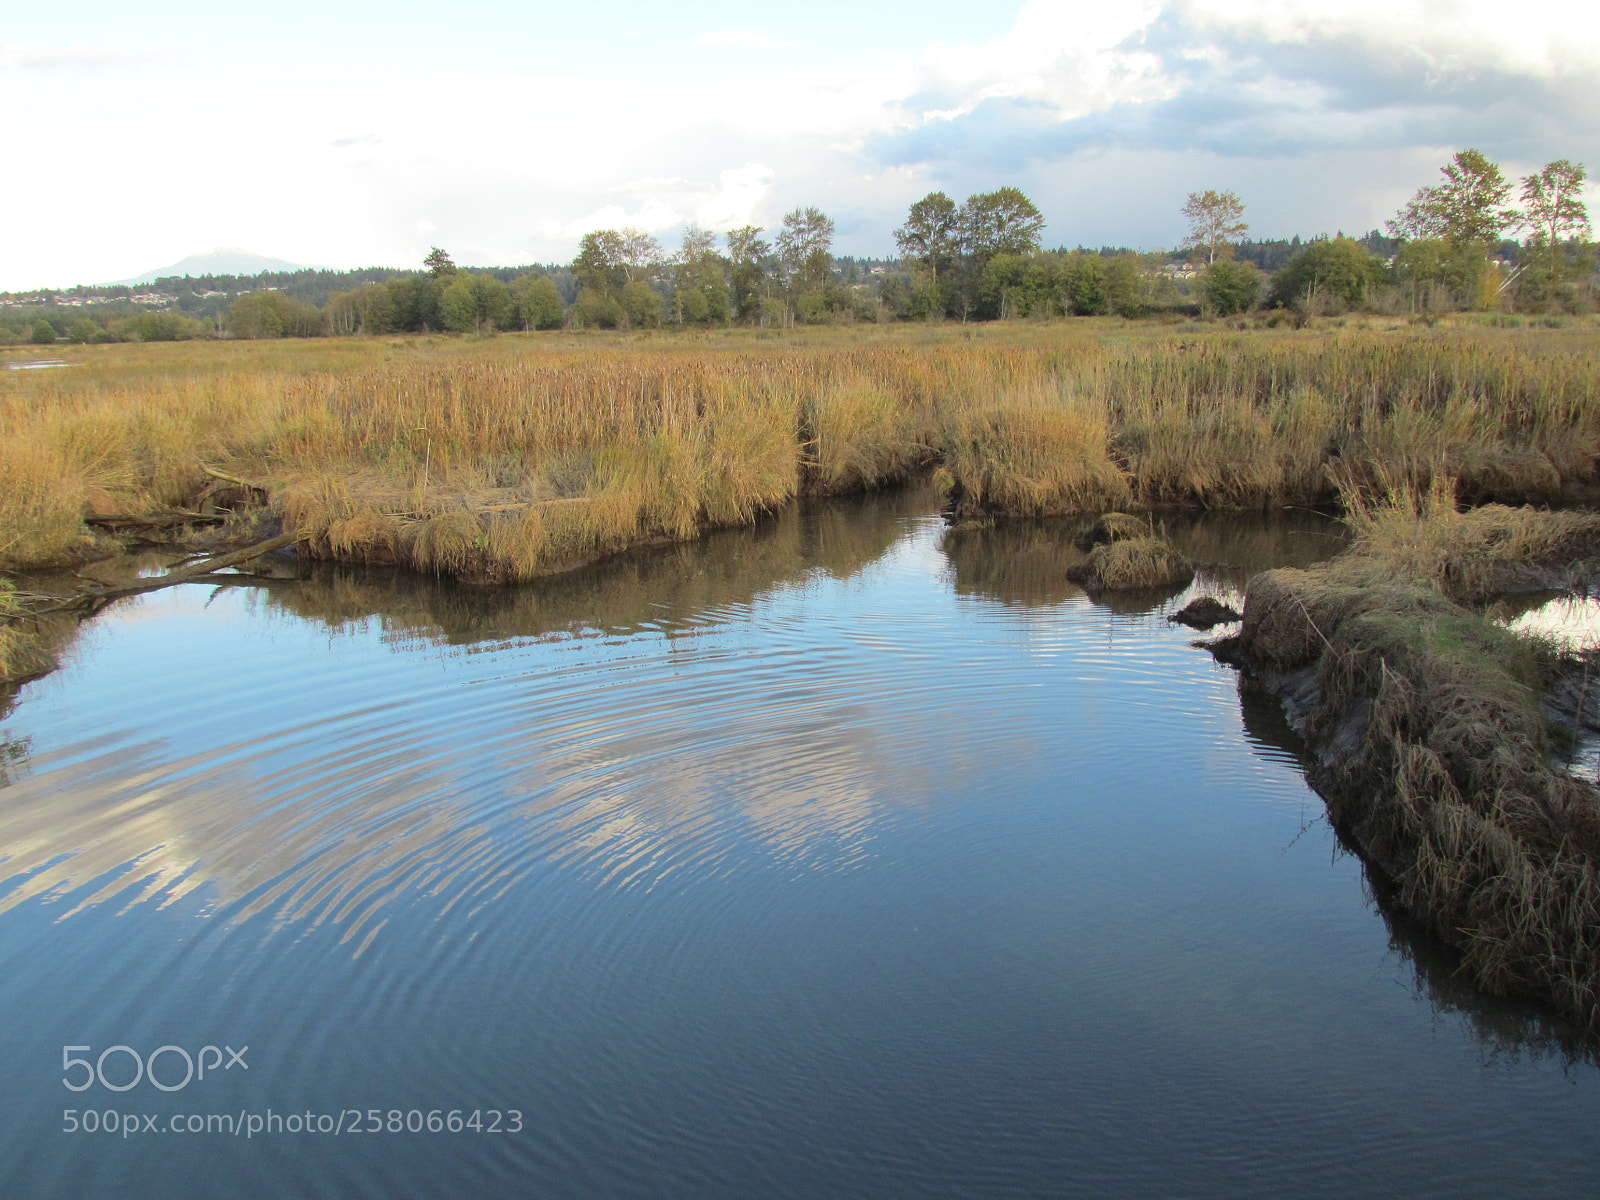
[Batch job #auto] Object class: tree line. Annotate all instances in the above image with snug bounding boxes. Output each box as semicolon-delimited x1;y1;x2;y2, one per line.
2;149;1591;345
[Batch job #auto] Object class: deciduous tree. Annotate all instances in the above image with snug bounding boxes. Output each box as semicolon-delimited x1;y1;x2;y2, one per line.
726;225;771;321
672;225;730;326
440;278;479;332
959;188;1045;261
617;228;663;283
423;247;457;277
895;192;960;281
227;290;323;339
776;207;835;295
353;282;397;334
1387;150;1518;247
324;290;359;337
512;274;565;330
574;230;628;296
1520;159;1590;291
1268;237;1388;311
619;279;663;329
1182;190;1248;265
1201;259;1261;316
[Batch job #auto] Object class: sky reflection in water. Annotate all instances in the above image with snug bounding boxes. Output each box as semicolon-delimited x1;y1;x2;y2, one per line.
1;491;1596;1200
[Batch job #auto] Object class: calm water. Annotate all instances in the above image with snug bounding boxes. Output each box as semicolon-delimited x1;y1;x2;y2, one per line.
1;488;1596;1199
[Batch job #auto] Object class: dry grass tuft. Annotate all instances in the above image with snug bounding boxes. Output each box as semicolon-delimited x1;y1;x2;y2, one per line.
0;437;89;565
1340;476;1600;603
806;382;932;493
1067;535;1194;591
941;389;1129;518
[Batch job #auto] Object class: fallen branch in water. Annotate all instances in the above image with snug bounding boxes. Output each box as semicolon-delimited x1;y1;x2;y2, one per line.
28;531;305;614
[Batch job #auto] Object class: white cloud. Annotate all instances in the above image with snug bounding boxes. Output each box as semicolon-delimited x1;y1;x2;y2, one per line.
903;0;1173;124
873;0;1600;176
543;199;684;241
1179;0;1600;75
695;164;774;228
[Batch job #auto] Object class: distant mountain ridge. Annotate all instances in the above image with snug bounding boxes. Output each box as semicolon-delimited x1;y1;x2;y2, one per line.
110;248;316;286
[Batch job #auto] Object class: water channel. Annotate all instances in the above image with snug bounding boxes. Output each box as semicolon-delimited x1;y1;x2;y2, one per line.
1;485;1596;1198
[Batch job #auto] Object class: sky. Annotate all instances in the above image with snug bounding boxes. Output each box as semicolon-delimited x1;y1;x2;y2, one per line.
3;0;1598;290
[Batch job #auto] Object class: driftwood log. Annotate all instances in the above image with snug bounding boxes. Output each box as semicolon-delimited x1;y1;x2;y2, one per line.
198;463;272;498
198;463;267;488
86;511;226;529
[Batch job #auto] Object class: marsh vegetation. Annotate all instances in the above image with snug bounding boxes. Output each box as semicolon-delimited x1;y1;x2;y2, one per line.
2;319;1597;673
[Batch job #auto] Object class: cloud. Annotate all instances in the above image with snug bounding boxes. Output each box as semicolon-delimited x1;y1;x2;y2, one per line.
686;31;793;49
695;164;774;228
869;0;1600;172
6;0;1598;289
542;199;684;241
1178;0;1600;77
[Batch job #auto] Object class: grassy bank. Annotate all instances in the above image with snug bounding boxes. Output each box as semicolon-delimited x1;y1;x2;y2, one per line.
1224;485;1600;1030
2;321;1598;674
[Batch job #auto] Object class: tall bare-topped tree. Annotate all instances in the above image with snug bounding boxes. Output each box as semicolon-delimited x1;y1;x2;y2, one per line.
725;225;768;265
1182;190;1248;264
775;207;835;291
1520;159;1590;289
616;228;663;283
676;224;720;264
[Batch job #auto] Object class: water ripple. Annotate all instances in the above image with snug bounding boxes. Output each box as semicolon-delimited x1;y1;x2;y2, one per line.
2;500;1594;1200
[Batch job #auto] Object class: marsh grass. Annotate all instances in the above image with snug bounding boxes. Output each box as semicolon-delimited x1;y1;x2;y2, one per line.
805;382;934;493
1339;476;1600;602
0;580;19;680
1316;586;1600;1029
940;392;1130;517
2;323;1598;588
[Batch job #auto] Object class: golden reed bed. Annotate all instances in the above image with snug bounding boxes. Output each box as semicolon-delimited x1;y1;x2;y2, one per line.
2;320;1597;595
